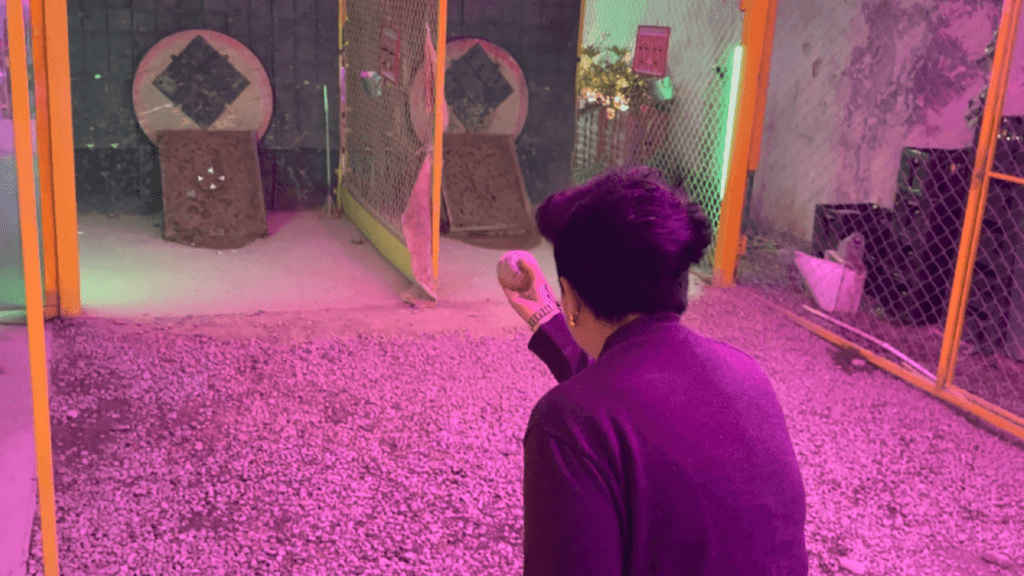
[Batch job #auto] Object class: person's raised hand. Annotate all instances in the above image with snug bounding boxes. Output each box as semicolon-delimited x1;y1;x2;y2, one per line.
498;251;561;330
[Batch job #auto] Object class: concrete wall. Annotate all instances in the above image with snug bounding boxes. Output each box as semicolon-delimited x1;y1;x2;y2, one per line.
750;0;1005;243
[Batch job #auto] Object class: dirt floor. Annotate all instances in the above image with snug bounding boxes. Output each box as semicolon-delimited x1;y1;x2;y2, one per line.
21;280;1024;576
733;234;1024;426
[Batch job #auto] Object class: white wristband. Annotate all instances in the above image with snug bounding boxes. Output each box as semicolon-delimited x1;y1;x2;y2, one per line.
530;309;561;332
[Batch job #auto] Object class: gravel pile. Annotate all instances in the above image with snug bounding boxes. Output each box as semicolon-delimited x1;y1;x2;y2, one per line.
23;285;1024;576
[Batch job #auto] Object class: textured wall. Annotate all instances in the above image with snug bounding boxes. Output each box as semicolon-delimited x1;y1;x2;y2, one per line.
68;0;341;214
751;0;1004;243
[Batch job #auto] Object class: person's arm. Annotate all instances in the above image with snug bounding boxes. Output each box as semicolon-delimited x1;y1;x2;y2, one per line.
523;426;623;576
527;312;593;383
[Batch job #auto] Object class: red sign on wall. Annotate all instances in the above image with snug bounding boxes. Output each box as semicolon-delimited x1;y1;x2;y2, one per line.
632;26;671;78
378;25;401;84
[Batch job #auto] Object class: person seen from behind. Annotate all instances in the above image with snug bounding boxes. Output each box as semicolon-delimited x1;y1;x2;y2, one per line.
500;166;809;575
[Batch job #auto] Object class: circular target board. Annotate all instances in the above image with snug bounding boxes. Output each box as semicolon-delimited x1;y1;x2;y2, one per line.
409;38;529;145
133;30;274;145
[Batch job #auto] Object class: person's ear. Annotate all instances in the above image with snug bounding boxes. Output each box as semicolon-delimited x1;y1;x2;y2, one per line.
559;277;579;315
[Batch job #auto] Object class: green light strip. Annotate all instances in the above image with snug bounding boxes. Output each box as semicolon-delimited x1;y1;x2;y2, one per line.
720;45;744;200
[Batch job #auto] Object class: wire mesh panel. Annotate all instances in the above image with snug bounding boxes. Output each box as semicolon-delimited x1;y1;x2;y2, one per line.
343;0;439;242
954;119;1024;421
571;3;743;272
737;135;989;384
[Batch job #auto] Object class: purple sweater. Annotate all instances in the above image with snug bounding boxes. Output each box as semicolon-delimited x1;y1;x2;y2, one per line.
523;311;808;576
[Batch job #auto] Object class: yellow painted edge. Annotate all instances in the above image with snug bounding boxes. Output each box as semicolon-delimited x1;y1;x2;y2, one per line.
937;0;1023;389
43;0;81;317
7;2;62;574
713;0;769;288
431;1;447;283
740;287;1024;444
340;186;417;286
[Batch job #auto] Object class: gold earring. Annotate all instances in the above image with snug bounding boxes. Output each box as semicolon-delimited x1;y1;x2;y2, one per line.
569;313;577;327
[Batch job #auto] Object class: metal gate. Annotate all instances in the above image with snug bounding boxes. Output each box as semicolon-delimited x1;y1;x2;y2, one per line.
340;0;444;297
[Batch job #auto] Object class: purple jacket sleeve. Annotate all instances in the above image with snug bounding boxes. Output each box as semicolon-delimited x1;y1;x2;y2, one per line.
527;312;592;383
524;314;619;576
523;428;623;576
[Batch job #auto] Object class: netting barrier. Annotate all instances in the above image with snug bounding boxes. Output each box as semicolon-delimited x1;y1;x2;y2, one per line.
954;3;1024;432
341;0;440;286
734;0;1024;441
570;4;744;273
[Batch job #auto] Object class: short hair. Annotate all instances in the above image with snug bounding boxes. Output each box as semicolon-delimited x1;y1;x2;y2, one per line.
536;166;712;325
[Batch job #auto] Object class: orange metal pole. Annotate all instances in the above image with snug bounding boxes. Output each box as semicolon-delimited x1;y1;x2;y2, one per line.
42;0;80;317
936;0;1022;390
29;0;57;319
7;1;61;574
988;170;1024;185
747;0;777;172
431;0;448;284
712;0;772;287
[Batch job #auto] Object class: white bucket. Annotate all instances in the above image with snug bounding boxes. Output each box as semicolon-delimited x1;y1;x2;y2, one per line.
794;250;866;313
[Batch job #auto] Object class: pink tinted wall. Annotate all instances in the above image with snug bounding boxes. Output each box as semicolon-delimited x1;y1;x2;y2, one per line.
750;0;1004;242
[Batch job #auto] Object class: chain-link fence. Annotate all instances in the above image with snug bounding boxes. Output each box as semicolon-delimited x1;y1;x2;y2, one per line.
734;0;1024;438
955;114;1024;423
570;2;743;272
342;0;439;244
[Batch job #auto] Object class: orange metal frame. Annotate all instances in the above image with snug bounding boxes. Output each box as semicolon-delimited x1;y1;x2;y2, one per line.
939;0;1021;390
431;0;447;283
39;0;79;317
12;1;64;574
713;0;778;287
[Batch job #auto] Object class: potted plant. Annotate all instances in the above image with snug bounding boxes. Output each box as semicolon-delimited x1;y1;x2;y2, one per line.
573;43;675;183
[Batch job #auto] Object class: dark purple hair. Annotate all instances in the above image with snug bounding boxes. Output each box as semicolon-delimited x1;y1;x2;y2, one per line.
536;166;712;324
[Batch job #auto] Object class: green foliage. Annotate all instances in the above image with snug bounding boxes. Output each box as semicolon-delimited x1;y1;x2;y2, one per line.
576;44;653;111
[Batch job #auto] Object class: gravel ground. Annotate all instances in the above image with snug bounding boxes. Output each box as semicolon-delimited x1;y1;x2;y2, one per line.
23;285;1024;576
